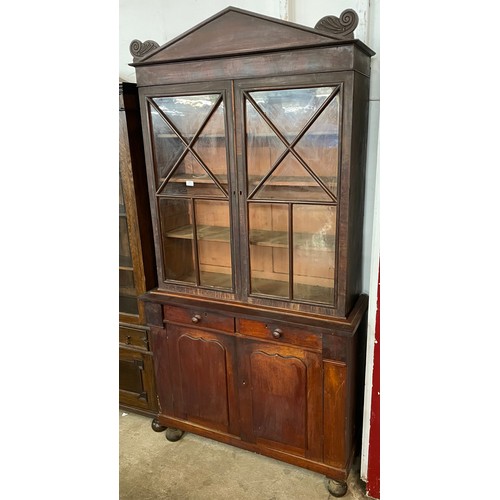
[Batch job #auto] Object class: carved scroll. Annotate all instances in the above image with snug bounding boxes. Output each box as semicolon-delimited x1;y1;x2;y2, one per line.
129;39;160;61
314;9;358;40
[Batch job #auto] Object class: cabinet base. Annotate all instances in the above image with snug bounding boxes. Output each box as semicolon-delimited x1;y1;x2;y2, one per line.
156;413;352;481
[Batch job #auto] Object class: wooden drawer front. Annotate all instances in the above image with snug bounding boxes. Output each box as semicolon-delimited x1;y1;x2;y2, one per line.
119;325;149;350
164;304;235;333
237;318;321;350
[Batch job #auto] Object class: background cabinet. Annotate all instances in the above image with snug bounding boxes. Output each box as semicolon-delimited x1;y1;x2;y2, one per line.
119;81;159;416
131;7;373;496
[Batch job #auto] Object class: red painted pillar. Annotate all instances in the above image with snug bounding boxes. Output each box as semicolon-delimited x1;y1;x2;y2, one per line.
366;263;380;498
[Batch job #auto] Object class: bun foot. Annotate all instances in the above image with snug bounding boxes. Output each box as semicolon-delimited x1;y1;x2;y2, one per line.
325;478;348;497
151;418;167;432
165;427;185;442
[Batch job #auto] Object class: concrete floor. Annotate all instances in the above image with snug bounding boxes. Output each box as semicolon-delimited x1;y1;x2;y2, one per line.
119;410;370;499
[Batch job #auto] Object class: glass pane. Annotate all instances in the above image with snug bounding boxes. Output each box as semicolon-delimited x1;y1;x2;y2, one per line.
249;87;334;143
193;101;229;192
119;175;133;267
150;107;185;188
295;94;339;196
119;359;143;394
159;198;195;283
293;205;336;304
119;269;139;315
195;199;233;289
253;154;330;201
245;99;286;194
153;94;219;142
119;175;126;214
160;151;226;198
249;203;289;298
119;215;133;267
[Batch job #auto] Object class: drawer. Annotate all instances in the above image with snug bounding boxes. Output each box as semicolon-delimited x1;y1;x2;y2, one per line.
237;318;321;350
164;304;235;333
119;325;149;350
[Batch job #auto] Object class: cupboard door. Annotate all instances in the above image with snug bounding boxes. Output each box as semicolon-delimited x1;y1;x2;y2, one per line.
166;325;240;435
238;339;322;460
119;348;157;412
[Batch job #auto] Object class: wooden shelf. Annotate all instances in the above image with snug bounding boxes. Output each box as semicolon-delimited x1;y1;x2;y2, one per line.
159;173;228;185
251;278;334;304
165;225;333;250
250;229;335;250
169;271;233;289
248;175;336;188
166;224;231;242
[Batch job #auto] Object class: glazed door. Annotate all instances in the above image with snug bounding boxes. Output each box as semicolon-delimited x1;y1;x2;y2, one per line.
119;172;141;319
164;325;240;436
142;82;239;299
235;76;342;312
237;339;323;460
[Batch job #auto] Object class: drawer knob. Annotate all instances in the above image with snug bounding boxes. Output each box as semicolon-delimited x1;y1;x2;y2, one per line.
272;328;282;339
126;335;132;344
191;314;202;324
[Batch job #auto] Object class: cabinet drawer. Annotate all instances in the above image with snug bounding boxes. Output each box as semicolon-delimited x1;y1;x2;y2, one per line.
119;325;149;350
237;318;321;350
164;304;235;333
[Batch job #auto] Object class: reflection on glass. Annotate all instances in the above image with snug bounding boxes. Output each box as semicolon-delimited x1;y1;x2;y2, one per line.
153;94;219;142
295;95;339;195
119;174;133;267
249;203;289;298
246;100;286;194
246;86;337;203
249;87;334;143
293;204;335;304
119;268;139;315
195;199;233;289
253;154;330;201
119;215;133;267
161;151;226;198
193;102;228;190
159;198;195;283
150;109;185;188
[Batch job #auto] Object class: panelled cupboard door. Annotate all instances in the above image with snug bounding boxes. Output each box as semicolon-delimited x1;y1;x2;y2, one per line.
237;339;323;461
119;347;157;411
165;325;240;436
140;81;240;301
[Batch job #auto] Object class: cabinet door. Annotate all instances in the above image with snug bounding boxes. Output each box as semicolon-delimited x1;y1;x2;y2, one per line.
237;339;323;460
119;347;157;412
165;325;240;435
235;78;341;311
143;83;238;297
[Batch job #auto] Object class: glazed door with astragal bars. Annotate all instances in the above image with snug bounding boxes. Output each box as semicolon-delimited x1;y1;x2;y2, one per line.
144;82;238;298
236;78;342;310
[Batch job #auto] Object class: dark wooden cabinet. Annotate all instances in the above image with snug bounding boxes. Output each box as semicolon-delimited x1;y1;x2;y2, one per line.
130;7;374;496
119;82;159;416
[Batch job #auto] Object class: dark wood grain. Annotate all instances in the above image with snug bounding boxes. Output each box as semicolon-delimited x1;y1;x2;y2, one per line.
119;82;159;417
132;7;374;488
